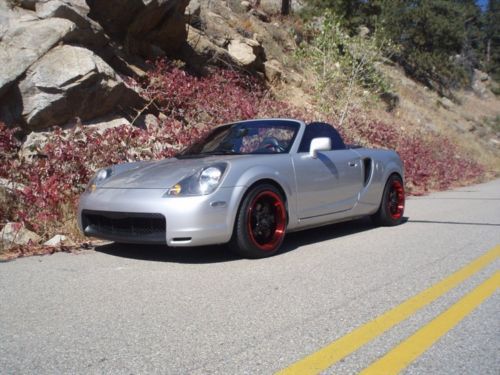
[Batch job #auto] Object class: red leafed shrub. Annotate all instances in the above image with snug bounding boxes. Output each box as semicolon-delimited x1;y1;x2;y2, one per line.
143;60;315;125
345;117;484;193
0;121;208;238
144;60;264;125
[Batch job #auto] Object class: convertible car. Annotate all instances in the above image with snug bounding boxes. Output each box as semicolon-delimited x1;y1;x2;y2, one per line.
78;119;405;258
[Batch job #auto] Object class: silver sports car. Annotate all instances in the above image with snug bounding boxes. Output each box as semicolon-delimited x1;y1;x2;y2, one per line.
78;119;405;258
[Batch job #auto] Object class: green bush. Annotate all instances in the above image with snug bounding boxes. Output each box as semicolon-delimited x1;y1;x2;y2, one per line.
296;11;392;123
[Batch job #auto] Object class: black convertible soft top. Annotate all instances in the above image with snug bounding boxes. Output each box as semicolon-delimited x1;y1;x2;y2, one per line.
299;122;346;152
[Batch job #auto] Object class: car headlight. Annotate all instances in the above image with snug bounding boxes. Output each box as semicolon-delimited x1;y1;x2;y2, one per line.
166;164;227;196
86;167;113;192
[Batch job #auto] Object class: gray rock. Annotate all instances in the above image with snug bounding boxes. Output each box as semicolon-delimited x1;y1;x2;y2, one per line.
489;138;500;147
142;114;160;130
197;6;240;45
0;17;75;96
249;8;270;23
437;97;454;111
18;0;50;11
43;234;75;247
474;69;489;82
264;59;282;82
227;38;264;68
126;0;189;57
0;222;41;250
18;45;145;130
19;130;50;159
86;0;143;37
472;69;491;98
185;0;201;26
87;0;189;58
181;25;231;67
358;25;370;38
36;0;108;49
0;177;26;192
83;115;132;133
240;1;251;11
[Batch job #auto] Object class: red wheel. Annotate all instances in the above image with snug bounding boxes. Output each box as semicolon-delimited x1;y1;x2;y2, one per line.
247;191;286;251
387;179;405;220
371;174;405;226
230;184;287;258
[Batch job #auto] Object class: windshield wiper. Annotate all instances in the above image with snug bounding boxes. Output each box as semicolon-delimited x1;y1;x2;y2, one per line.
200;150;240;155
176;150;240;159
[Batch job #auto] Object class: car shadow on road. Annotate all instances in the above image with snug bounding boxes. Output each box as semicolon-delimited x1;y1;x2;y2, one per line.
278;217;381;255
94;217;390;264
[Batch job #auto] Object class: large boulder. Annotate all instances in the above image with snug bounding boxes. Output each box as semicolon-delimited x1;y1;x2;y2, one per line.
86;0;189;58
472;69;491;98
126;0;189;57
180;25;231;68
184;0;201;27
263;59;283;82
0;16;75;96
227;38;265;69
1;222;42;250
17;45;145;130
86;0;143;38
36;0;109;49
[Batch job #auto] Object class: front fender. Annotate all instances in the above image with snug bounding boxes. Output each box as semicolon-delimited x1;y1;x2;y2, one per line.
226;164;298;232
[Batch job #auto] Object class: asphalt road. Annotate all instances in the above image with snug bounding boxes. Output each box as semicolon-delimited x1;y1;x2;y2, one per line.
1;179;499;374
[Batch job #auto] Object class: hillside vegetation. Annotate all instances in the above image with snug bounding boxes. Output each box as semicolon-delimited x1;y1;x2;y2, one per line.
0;0;499;257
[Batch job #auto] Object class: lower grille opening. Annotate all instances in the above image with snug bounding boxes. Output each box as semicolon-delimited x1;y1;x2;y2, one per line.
172;237;192;242
82;210;166;244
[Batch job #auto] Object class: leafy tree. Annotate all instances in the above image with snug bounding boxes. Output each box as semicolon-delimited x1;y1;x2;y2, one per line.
485;0;500;81
302;0;487;93
301;0;367;32
296;12;391;124
374;0;483;94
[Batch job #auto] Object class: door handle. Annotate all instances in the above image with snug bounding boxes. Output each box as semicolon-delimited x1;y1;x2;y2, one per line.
348;161;358;167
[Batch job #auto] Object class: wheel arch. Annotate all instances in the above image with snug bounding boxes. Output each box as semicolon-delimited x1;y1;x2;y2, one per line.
236;178;289;222
244;178;288;204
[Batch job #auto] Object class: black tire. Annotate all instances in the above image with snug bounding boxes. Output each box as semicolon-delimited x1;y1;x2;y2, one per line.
229;183;287;258
371;174;405;226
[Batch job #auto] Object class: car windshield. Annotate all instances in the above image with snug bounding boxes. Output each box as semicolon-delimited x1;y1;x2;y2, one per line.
177;120;300;158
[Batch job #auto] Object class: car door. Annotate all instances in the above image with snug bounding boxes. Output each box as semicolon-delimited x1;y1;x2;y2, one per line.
292;149;364;219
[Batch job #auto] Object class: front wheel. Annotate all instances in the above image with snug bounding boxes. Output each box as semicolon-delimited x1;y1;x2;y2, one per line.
371;174;405;226
230;184;287;258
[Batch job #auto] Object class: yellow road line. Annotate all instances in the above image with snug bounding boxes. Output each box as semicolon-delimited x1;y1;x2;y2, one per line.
360;271;500;375
276;245;500;375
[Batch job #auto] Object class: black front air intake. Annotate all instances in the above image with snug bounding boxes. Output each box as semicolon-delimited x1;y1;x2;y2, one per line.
81;210;166;244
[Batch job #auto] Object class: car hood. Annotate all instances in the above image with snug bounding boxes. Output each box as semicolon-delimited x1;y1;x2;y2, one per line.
100;156;238;189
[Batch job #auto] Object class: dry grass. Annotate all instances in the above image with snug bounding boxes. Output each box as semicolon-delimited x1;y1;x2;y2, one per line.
379;64;500;176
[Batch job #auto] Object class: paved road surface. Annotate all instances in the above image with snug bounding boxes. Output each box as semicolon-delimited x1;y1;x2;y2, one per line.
1;179;499;374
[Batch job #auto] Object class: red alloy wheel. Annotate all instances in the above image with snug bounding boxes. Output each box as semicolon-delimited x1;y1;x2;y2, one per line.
387;179;405;220
246;191;286;251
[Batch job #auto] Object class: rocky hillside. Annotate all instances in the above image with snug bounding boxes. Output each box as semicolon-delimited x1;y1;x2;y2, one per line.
0;0;300;131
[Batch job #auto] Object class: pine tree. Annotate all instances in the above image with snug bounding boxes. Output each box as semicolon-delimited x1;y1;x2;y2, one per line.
281;0;291;15
375;0;480;93
302;0;367;32
485;0;500;81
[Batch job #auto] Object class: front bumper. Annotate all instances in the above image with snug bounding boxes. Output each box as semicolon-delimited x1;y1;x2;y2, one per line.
77;186;245;246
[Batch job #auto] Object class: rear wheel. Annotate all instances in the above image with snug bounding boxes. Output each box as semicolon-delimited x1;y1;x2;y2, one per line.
371;174;405;226
230;184;287;258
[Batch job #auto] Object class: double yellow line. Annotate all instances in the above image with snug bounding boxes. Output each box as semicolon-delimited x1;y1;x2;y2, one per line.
277;245;500;375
